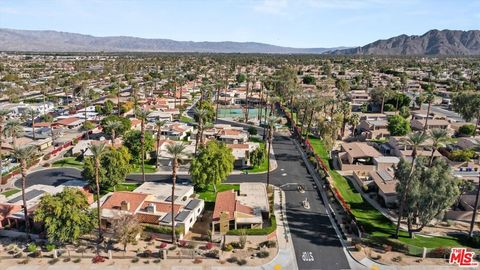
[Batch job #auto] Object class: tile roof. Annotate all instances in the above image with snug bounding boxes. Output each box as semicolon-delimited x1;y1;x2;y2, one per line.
56;117;81;126
213;190;236;220
0;203;22;222
341;142;381;158
101;192;149;214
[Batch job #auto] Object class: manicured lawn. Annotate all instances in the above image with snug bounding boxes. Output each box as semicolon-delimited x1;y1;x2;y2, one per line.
131;162;157;173
107;182;141;192
52;157;84;170
308;136;467;249
245;142;268;173
196;183;240;202
1;188;20;197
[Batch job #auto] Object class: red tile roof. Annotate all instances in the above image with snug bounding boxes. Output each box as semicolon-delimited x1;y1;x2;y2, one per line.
136;212;161;224
56;117;80;126
212;190;236;220
101;192;148;213
140;201;182;214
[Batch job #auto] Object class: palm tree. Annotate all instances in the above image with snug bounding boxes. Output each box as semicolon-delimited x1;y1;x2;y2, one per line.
428;128;449;166
349;113;360;137
469;142;480;237
423;92;435;132
0;109;10;183
80;85;91;140
193;108;208;154
12;145;37;239
89;143;107;249
339;100;351;137
136;109;149;182
4;119;23;147
155;120;167;168
104;120;122;145
25;109;37;140
266;116;278;189
165;143;188;243
395;131;430;238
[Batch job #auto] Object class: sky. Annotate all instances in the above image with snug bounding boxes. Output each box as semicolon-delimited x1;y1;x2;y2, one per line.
0;0;479;48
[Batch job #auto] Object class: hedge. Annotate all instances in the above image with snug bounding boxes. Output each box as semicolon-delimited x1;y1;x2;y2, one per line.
227;214;276;235
143;224;183;237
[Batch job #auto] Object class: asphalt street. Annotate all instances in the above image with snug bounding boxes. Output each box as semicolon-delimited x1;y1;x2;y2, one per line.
21;134;351;270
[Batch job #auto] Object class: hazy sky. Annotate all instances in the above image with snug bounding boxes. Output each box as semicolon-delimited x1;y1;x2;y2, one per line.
1;0;479;48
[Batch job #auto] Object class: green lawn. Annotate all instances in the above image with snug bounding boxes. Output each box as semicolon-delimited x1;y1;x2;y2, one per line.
131;162;157;173
196;183;240;202
107;182;141;192
308;136;467;249
245;142;269;173
52;157;84;170
1;188;20;197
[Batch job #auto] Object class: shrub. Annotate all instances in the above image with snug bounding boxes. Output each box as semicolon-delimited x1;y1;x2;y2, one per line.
178;240;187;247
48;258;59;265
459;124;476;136
223;244;233;252
259;240;276;248
168;246;177;251
26;243;37;253
31;250;42;258
227;215;276;235
237;259;247;265
45;243;56;252
226;256;238;263
230;242;242;249
131;257;139;263
92;255;105;264
257;251;269;258
18;259;30;264
205;242;213;250
143;260;150;264
392;256;402;262
63;257;71;262
158;242;167;249
204;249;219;259
193;258;202;264
13;252;24;258
153;259;161;264
427;247;450;258
247;126;257;135
142;250;152;258
371;254;381;260
383;245;392;252
73;258;81;263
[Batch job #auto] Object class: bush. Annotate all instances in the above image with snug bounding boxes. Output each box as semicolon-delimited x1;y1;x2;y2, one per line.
226;256;238;263
13;252;24;258
259;240;276;248
205;242;213;250
26;243;37;253
48;258;59;265
248;126;257;135
223;244;233;252
131;257;139;263
230;242;243;249
45;243;56;252
427;247;450;258
257;251;269;258
459;124;476;136
227;215;276;235
92;255;105;263
18;259;30;264
204;249;219;259
178;240;187;247
392;255;402;262
31;250;42;258
63;258;71;262
158;242;167;249
237;259;247;265
73;258;81;263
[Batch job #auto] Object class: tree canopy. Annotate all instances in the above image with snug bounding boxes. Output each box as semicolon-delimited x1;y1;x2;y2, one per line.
82;146;132;191
190;141;234;189
387;115;411;136
195;100;215;123
34;187;96;243
100;115;132;137
123;130;154;163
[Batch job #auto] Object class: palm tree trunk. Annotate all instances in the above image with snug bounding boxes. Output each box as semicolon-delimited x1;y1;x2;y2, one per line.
141;122;146;182
381;95;385;114
306;110;315;140
215;86;220;122
31;116;36;140
469;175;480;237
0;125;3;184
95;159;102;252
395;153;417;238
156;129;161;169
171;159;177;243
117;92;121;116
429;147;436;167
245;80;250;123
21;161;30;240
266;128;272;188
424;102;432;132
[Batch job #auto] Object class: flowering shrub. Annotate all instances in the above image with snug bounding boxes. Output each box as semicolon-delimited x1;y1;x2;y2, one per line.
91;255;105;264
159;242;167;249
205;242;213;250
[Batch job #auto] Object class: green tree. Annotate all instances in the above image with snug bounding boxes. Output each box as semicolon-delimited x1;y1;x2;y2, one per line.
195;100;215;123
112;213;143;252
399;106;411;119
101;100;114;115
395;158;459;237
250;146;266;167
190;141;234;190
0;109;10;183
88;143;107;249
459;124;476;136
155;120;167;168
24;109;37;140
236;73;246;84
101;115;132;138
428;128;449;166
302;75;316;85
123;130;154;163
387;115;411;136
34;188;96;243
348;113;360;136
4;119;23;147
452;92;480;137
82;146;132;191
103;119;122;144
12;145;37;239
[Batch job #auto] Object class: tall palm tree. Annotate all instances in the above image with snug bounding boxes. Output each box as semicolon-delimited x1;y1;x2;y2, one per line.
339;100;351;137
81;85;91;140
25;109;37;140
89;143;107;249
428;128;449;166
193;108;208;154
4;119;23;147
395;131;430;238
136;109;149;182
155;120;167;168
104;120;122;145
469;142;480;237
165;143;188;243
0;109;10;184
266;116;278;189
12;145;37;239
423;92;435;132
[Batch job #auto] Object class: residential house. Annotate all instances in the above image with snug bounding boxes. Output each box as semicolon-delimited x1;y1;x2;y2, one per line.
356;119;390;139
411;118;450;131
227;142;260;168
338;142;381;171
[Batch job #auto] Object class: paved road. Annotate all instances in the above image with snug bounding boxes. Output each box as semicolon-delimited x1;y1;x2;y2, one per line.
21;135;351;270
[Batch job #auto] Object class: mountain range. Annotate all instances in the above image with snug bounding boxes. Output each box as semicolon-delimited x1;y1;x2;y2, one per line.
332;29;480;55
0;28;479;55
0;28;339;54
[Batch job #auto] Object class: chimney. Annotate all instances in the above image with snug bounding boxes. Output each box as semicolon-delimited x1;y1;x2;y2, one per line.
146;203;156;213
120;200;130;211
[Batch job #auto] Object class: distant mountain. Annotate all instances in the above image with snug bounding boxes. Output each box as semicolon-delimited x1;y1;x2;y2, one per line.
331;30;480;55
0;28;342;54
